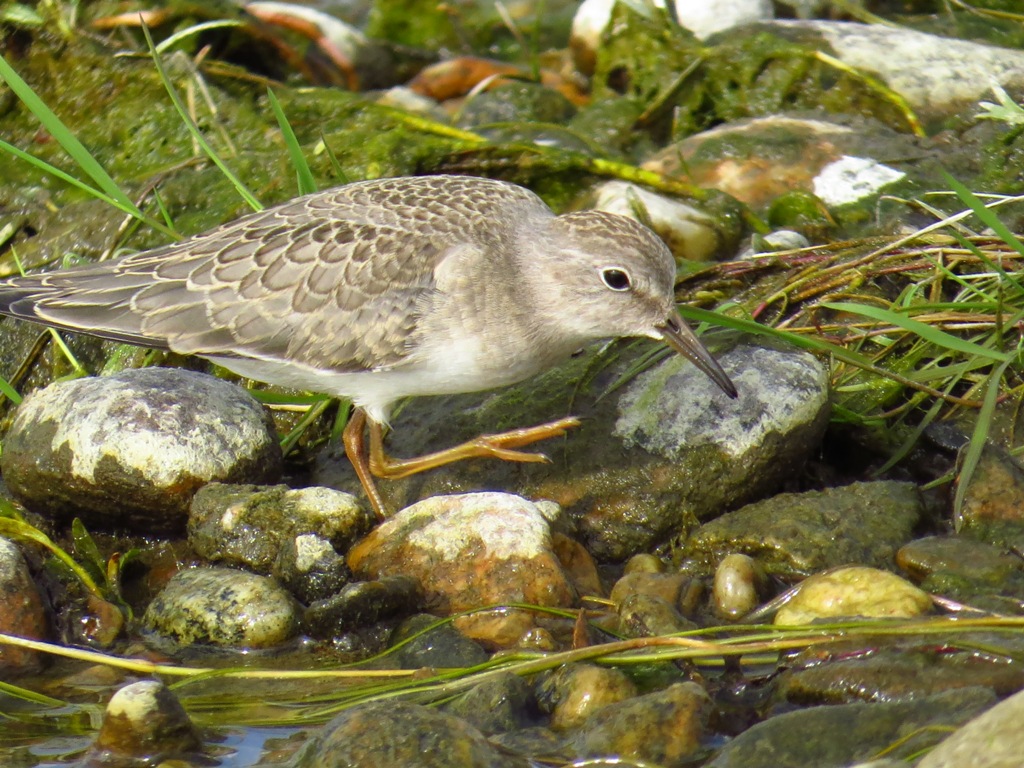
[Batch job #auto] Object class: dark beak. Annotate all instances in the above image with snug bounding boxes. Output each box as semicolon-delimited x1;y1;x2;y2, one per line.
657;315;738;399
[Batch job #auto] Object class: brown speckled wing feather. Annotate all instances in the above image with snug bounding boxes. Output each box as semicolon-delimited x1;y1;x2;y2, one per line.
0;177;550;373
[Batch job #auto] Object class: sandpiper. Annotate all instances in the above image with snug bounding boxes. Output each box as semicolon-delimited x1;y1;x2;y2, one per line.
0;175;737;518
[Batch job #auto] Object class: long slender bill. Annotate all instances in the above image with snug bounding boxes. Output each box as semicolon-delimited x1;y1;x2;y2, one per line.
657;315;738;399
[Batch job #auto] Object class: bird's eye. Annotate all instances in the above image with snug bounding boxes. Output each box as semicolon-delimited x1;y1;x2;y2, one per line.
600;267;632;291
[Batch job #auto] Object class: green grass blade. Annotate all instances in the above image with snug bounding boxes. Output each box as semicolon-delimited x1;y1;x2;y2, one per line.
0;517;103;597
953;360;1009;531
0;54;142;216
821;301;1011;363
267;88;317;196
140;24;263;212
943;172;1024;258
154;20;246;53
0;139;175;237
0;374;22;405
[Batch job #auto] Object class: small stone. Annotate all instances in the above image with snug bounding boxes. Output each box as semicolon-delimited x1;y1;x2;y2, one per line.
303;576;420;639
294;700;525;768
93;680;201;760
144;566;299;648
712;553;766;620
189;483;370;574
918;685;1024;768
392;614;489;670
443;672;533;735
348;493;575;646
1;369;281;533
274;533;352;605
775;566;932;625
618;593;697;638
572;682;710;765
0;537;48;672
537;663;638;731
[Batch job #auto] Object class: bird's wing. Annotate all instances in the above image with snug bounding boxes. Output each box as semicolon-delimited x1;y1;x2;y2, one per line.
0;189;473;373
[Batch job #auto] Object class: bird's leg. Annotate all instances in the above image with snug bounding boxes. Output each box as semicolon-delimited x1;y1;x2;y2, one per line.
341;407;389;521
367;416;582;480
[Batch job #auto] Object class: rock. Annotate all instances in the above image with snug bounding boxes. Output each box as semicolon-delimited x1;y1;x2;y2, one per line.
348;493;576;645
590;180;738;262
0;537;48;672
443;672;534;735
391;614;489;670
294;700;527;768
768;20;1024;119
618;592;697;637
687;481;922;577
303;576;420;639
954;444;1024;537
775;566;932;625
92;680;202;761
189;483;370;574
712;553;766;620
537;663;638;731
571;682;710;765
1;369;281;533
273;533;352;605
918;686;1024;768
571;0;773;73
705;687;996;767
779;635;1024;704
593;343;829;559
143;566;299;649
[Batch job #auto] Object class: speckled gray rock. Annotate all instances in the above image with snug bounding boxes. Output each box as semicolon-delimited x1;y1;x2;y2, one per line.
189;483;369;574
1;369;282;533
685;480;922;577
143;566;298;649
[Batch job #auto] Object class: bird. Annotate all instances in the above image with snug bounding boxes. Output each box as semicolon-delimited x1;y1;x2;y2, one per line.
0;175;737;519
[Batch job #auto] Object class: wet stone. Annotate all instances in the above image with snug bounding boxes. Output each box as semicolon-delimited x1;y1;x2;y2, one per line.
712;553;766;621
570;682;710;766
442;672;534;735
918;685;1024;768
294;699;528;768
143;566;299;649
898;535;1023;585
954;444;1024;541
705;687;996;767
536;663;638;731
189;483;370;575
1;369;282;533
303;575;420;639
0;537;48;672
588;342;830;560
91;680;202;763
347;493;576;646
618;593;697;638
273;533;352;605
778;637;1024;704
391;614;489;670
775;566;932;625
686;481;921;577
